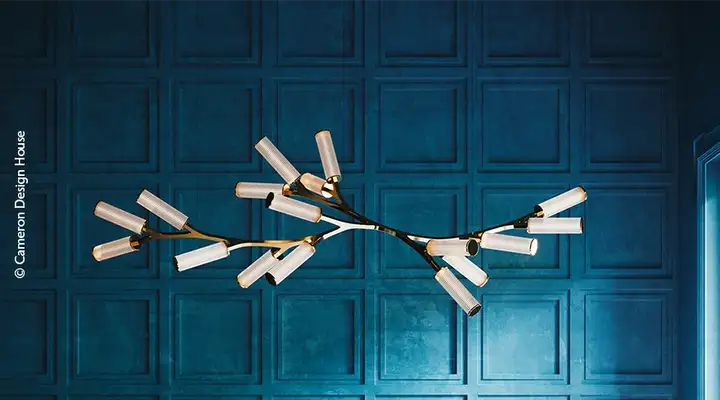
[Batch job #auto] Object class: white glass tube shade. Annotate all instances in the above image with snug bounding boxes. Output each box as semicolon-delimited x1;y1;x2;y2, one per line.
537;187;587;218
527;217;583;234
237;250;278;288
300;173;326;195
442;256;489;287
480;232;538;255
255;137;301;184
174;242;229;272
426;239;479;256
92;237;138;261
235;182;285;199
267;243;315;285
435;267;482;316
315;130;341;179
266;193;322;223
136;189;189;230
94;201;146;234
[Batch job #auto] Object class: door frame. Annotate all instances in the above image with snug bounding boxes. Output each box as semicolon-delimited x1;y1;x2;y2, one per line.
695;124;720;400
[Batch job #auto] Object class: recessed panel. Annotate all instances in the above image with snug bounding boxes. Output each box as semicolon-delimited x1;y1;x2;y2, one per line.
277;292;363;382
173;81;260;172
0;1;53;65
174;293;259;383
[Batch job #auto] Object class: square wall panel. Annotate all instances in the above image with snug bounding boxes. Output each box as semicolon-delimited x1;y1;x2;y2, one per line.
480;81;569;171
71;291;159;384
584;187;670;278
277;0;363;66
376;184;466;278
174;293;260;384
70;80;158;173
480;186;569;278
71;0;156;66
379;0;466;66
378;80;467;172
583;81;672;172
378;293;465;382
584;291;672;384
0;291;55;384
480;1;569;66
276;292;364;382
275;80;364;174
173;81;261;172
0;1;54;66
584;1;673;65
70;183;159;278
481;293;568;382
173;0;260;65
0;81;55;173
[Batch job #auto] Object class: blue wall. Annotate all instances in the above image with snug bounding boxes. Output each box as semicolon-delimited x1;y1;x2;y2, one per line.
0;1;694;399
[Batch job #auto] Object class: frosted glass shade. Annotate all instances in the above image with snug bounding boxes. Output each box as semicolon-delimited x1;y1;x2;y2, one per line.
435;267;481;316
426;239;479;256
174;242;229;272
315;130;341;179
267;243;315;285
92;237;138;261
137;189;189;230
527;217;583;234
235;182;285;199
537;187;587;218
255;137;301;184
237;250;278;288
480;232;538;255
94;201;146;234
266;193;322;223
442;256;489;287
300;173;326;195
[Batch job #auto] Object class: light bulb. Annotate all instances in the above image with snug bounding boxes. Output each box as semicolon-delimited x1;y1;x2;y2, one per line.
266;243;315;285
300;173;326;196
536;187;587;218
94;201;146;234
136;189;189;230
315;130;341;180
435;267;482;316
174;242;229;272
426;239;479;256
235;182;285;199
527;217;583;234
255;137;301;184
237;250;278;288
92;237;139;261
480;232;538;255
442;256;489;287
266;193;322;223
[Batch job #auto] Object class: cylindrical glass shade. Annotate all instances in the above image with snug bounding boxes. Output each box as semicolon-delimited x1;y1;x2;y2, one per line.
527;217;583;234
255;137;301;184
480;232;538;255
136;189;189;230
237;250;278;288
94;201;146;234
92;236;138;261
426;239;479;256
536;187;587;218
435;267;482;316
300;173;326;195
174;242;229;272
235;182;285;199
315;130;341;179
267;243;315;285
266;193;322;223
442;256;489;287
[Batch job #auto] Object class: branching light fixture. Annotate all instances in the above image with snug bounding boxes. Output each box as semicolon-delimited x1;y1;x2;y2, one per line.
91;130;587;317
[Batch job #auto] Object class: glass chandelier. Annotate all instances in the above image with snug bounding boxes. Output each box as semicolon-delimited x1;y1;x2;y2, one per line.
91;130;587;317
